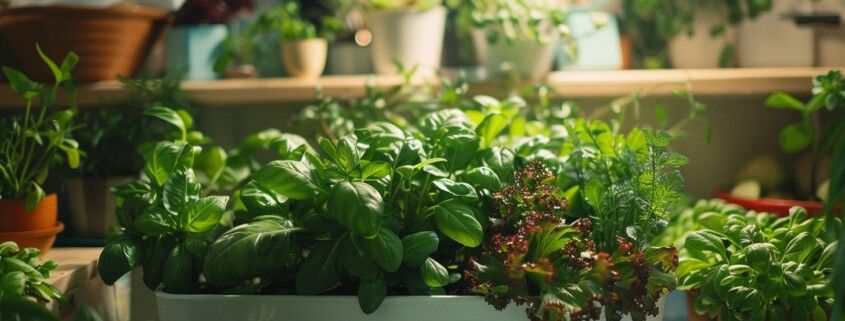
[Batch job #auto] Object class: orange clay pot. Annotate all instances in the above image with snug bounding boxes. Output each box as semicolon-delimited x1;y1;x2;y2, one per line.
0;193;58;233
0;222;64;253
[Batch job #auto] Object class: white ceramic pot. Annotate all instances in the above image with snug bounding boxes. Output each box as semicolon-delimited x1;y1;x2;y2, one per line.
66;176;133;238
156;292;667;321
365;6;447;76
668;7;737;68
280;38;328;79
472;28;559;81
737;1;814;67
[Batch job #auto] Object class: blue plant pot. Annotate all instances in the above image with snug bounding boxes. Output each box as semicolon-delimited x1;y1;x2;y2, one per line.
556;11;622;71
165;24;228;80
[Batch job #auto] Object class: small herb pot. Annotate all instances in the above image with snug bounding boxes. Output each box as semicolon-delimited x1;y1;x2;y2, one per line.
280;38;328;79
223;64;259;79
472;27;559;82
365;6;447;76
0;193;58;233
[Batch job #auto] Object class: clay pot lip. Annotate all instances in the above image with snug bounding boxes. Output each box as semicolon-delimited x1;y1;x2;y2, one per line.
0;193;58;204
0;221;64;238
0;3;169;20
714;191;824;216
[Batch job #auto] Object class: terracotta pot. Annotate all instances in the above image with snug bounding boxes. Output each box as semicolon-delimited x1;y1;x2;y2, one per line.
0;4;169;82
223;64;259;79
0;222;64;253
0;193;58;233
280;38;327;79
66;176;133;238
714;192;825;217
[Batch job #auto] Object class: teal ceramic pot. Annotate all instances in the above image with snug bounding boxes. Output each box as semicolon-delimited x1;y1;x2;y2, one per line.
556;11;622;70
165;24;228;80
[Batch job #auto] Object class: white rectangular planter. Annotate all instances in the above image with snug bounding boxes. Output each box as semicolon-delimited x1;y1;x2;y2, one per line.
156;292;666;321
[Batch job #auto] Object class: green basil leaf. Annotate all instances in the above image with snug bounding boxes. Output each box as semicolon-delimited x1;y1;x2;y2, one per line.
162;244;195;293
143;142;199;186
162;168;201;215
335;135;360;171
432;178;478;203
778;123;812;153
0;297;60;321
181;196;228;233
358;273;386;314
99;232;143;285
340;239;380;281
361;228;403;272
402;231;439;267
1;271;26;296
194;146;227;186
743;243;777;272
144;106;187;141
328;181;383;238
684;231;726;261
141;234;177;290
205;216;301;288
459;166;502;192
296;239;343;295
238;181;288;219
766;92;806;111
476;113;508;148
420;257;449;287
134;209;176;235
24;183;45;213
479;147;515;183
433;200;483;247
253;160;322;200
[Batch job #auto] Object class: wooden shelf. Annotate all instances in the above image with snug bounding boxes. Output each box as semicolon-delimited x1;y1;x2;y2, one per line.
0;68;839;109
45;247;101;294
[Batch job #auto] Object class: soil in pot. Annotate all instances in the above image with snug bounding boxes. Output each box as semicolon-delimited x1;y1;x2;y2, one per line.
0;193;58;233
281;38;328;79
365;6;447;76
0;4;168;82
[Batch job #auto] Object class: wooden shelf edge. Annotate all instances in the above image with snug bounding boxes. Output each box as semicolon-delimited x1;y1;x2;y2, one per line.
0;68;841;109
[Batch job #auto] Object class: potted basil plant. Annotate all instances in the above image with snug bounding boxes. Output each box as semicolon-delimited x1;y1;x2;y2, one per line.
467;0;568;80
0;46;79;252
677;206;839;321
363;0;448;76
253;0;340;78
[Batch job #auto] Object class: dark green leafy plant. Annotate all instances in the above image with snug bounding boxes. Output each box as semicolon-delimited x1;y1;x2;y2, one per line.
98;140;230;294
75;74;197;177
466;0;567;45
0;45;80;210
213;30;263;73
0;241;63;321
253;1;341;41
678;206;839;321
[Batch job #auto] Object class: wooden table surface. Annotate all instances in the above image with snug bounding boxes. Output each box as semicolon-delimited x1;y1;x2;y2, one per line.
45;247;102;293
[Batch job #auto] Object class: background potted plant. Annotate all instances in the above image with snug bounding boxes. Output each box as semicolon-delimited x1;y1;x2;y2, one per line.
0;3;168;82
253;0;340;79
165;0;254;80
718;70;844;216
0;47;79;252
363;0;448;76
467;0;568;81
68;75;197;238
677;206;839;321
621;0;773;68
213;27;262;78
